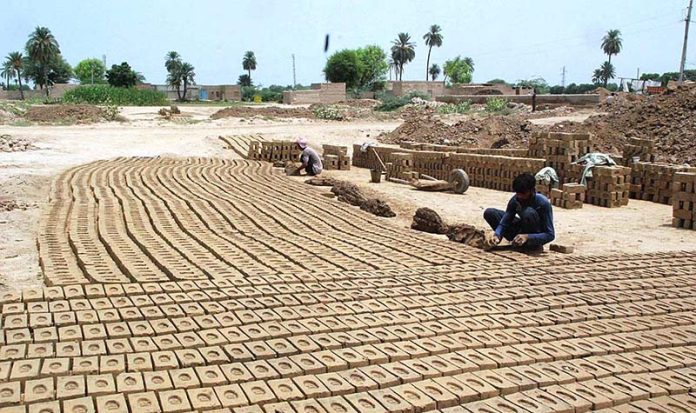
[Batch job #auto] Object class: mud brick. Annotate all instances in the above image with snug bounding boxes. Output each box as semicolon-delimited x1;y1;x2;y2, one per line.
3;314;28;330
87;373;117;396
265;339;299;358
151;351;178;371
140;306;165;320
175;349;205;368
214;384;248;408
100;355;126;375
315;372;354;396
23;377;55;403
221;343;254;362
26;401;61;413
171;318;197;333
267;378;304;402
170;368;201;389
151;319;177;335
10;359;40;381
143;371;173;392
220;363;253;384
81;340;107;356
343;393;386;413
125;353;152;373
0;381;20;407
159;389;192;413
125;391;160;413
317;396;358;413
83;324;108;340
247;360;280;381
75;310;99;324
292;374;331;398
131;337;158;353
188;387;222;411
62;396;95;413
128;321;154;337
116;372;145;394
241;380;277;405
153;335;182;351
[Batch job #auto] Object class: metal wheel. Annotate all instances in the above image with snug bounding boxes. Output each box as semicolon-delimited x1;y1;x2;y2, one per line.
449;169;470;194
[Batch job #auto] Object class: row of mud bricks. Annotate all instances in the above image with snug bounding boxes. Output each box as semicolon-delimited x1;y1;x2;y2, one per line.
322;145;351;171
673;172;696;230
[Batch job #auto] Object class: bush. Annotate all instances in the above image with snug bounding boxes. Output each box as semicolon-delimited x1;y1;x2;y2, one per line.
63;85;167;106
312;105;344;120
375;90;431;112
437;101;471;114
485;97;508;112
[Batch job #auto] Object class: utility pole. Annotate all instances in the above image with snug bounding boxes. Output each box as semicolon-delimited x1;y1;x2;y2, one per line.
102;55;106;68
561;66;566;87
679;0;693;84
292;54;296;89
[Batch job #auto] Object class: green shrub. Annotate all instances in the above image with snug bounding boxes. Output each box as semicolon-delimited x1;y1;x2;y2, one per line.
437;101;471;114
485;97;508;112
375;90;431;112
312;105;344;120
63;85;167;106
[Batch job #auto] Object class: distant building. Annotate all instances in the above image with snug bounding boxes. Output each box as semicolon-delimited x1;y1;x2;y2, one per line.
143;84;241;101
282;83;346;104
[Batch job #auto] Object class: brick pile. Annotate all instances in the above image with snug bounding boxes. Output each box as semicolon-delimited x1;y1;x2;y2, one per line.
528;132;591;183
673;172;696;230
629;162;696;205
550;183;585;209
585;165;631;208
248;141;302;163
623;137;656;165
400;142;528;157
385;152;415;180
321;145;351;171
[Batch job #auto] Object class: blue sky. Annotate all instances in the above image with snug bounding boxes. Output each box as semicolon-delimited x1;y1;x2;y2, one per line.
1;0;692;86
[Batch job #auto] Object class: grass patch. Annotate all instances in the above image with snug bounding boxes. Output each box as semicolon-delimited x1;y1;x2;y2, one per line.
63;85;167;106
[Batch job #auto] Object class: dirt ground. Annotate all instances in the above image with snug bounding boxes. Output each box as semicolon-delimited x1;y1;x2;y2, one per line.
1;104;695;288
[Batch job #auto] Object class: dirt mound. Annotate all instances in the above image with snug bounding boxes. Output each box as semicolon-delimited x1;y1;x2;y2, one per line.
446;223;496;250
338;99;381;108
24;104;104;123
0;199;36;212
360;198;396;217
379;113;533;148
304;177;338;186
0;135;36;152
211;106;314;120
411;207;447;234
547;86;696;164
330;181;366;206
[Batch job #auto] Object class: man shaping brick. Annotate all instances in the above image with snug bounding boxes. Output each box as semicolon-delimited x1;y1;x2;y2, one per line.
484;173;555;249
296;138;323;176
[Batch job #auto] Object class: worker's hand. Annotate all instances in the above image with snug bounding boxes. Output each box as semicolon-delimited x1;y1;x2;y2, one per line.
513;234;529;246
492;235;501;246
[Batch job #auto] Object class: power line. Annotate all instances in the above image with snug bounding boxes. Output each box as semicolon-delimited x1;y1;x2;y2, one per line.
561;66;566;87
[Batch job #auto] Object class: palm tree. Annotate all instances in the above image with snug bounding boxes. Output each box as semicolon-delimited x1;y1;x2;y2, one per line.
592;69;603;85
25;26;60;96
463;57;475;72
6;52;25;99
387;57;396;81
423;25;443;81
601;29;622;65
1;60;13;91
165;51;182;100
593;61;615;87
242;51;257;83
391;33;416;81
180;63;195;100
429;64;441;81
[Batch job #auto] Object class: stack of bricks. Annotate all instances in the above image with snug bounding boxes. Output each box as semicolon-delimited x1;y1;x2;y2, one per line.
629;162;696;205
623;137;656;165
448;154;545;190
528;132;591;183
247;140;301;163
385;152;414;180
321;145;351;171
550;183;585;209
673;172;696;230
351;145;405;170
400;142;528;157
411;151;451;180
585;165;631;207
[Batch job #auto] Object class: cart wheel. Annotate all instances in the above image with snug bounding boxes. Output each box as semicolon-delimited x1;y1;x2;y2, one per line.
449;169;470;194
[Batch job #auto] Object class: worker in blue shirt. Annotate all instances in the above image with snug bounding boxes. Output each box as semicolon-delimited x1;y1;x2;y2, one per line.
483;173;555;250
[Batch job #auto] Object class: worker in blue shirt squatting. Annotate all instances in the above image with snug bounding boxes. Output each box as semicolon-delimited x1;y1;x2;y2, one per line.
483;173;555;250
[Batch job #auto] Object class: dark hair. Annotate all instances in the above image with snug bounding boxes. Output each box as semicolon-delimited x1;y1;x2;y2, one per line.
512;173;536;193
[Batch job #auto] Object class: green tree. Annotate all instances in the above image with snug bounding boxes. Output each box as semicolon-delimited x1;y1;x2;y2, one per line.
639;73;660;81
5;52;24;99
592;61;615;87
516;77;549;93
323;49;360;88
356;45;388;90
179;62;195;100
429;64;440;81
106;62;138;88
25;26;61;96
165;51;183;100
601;29;623;66
391;33;415;81
238;74;252;87
487;78;509;85
443;56;472;84
423;25;443;81
74;58;106;84
1;59;15;91
242;51;257;83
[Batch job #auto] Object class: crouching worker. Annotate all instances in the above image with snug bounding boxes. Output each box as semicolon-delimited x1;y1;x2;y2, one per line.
484;173;555;250
296;138;323;176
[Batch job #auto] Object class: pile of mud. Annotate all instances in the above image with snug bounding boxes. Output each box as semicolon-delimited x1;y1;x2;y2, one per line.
379;113;533;149
0;199;36;212
306;178;396;218
211;106;314;120
410;207;495;250
0;135;36;152
548;86;696;164
24;104;104;123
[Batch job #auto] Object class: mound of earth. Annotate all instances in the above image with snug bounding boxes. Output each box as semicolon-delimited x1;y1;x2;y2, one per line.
359;198;396;218
0;135;36;152
330;181;367;206
411;207;447;234
24;104;104;123
379;112;533;148
547;85;696;164
211;106;314;119
0;198;36;212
